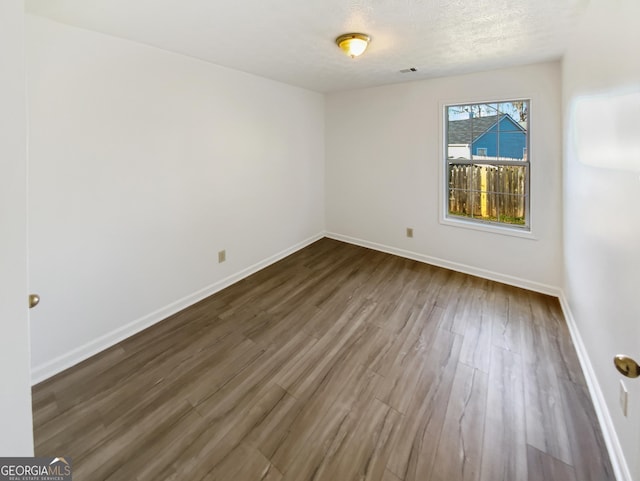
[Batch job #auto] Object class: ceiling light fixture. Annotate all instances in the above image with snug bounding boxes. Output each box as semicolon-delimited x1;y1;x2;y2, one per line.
335;33;370;58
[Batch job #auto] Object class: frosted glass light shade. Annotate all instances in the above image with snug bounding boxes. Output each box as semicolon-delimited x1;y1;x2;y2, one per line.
336;33;370;58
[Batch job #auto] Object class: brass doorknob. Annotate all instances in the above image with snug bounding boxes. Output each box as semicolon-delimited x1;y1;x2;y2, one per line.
614;354;640;378
29;294;40;309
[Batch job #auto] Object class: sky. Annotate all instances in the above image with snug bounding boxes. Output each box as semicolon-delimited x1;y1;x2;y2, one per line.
447;101;526;122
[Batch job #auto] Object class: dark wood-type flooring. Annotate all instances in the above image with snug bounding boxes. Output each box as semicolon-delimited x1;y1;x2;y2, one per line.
32;238;615;481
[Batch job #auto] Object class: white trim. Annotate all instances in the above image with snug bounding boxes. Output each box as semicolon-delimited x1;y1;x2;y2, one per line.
439;96;536;240
325;232;560;296
558;293;632;481
440;216;538;240
31;232;325;385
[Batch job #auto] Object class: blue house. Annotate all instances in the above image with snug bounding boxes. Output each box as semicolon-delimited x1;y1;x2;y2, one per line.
447;114;527;160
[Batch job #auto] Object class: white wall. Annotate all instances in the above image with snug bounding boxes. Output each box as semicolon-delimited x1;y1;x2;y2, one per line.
26;15;325;381
0;1;34;455
326;62;563;292
563;1;640;479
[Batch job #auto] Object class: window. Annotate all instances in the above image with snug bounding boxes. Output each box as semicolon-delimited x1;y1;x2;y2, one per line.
445;100;530;230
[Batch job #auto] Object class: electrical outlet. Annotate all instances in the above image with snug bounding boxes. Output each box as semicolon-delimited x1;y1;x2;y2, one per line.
620;379;628;417
406;227;414;238
218;250;226;263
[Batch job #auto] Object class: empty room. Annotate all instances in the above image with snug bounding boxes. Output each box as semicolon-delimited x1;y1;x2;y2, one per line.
1;0;639;480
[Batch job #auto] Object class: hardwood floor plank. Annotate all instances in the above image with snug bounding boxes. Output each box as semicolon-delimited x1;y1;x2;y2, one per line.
245;389;301;460
438;274;474;333
35;408;106;461
430;363;488;481
290;398;401;481
275;404;352;480
459;288;492;373
270;363;382;472
451;286;485;336
243;302;319;348
538;295;587;386
367;302;438;379
546;330;588;386
36;333;256;460
31;238;614;481
487;288;517;355
33;345;128;418
31;345;126;404
375;304;444;414
479;347;527;481
201;443;282;481
364;255;414;302
73;400;193;481
381;469;403;481
526;445;577;481
191;330;312;416
521;297;573;465
106;408;204;481
559;378;615;481
166;384;290;481
162;335;265;409
274;300;373;397
385;328;463;480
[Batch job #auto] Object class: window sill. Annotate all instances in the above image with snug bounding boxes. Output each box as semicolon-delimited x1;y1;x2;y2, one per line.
440;216;538;240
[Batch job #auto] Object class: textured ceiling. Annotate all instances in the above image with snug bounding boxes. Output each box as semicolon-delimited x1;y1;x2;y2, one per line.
25;0;588;93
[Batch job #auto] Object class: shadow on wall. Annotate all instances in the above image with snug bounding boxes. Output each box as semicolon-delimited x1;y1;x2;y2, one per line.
569;87;640;172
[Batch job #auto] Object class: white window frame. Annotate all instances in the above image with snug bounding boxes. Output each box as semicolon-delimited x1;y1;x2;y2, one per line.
439;98;535;239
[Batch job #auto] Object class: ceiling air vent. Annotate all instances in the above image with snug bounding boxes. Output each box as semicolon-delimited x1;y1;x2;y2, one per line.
399;67;418;73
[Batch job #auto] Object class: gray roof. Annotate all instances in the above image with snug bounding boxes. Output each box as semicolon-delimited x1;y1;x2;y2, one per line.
447;114;524;144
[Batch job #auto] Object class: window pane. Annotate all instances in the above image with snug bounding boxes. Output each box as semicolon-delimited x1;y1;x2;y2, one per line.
497;131;526;160
471;164;497;193
499;101;527;125
448;189;471;218
448;163;473;191
470;190;482;218
500;121;520;132
497;165;527;196
448;144;471;160
469;168;493;220
449;191;526;225
447;108;472;159
494;194;526;225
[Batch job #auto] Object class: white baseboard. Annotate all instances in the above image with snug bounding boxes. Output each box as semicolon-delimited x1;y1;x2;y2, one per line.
326;232;561;297
558;293;632;481
30;232;325;385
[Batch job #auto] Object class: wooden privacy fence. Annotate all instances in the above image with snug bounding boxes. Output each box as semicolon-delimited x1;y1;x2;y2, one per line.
448;164;526;224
